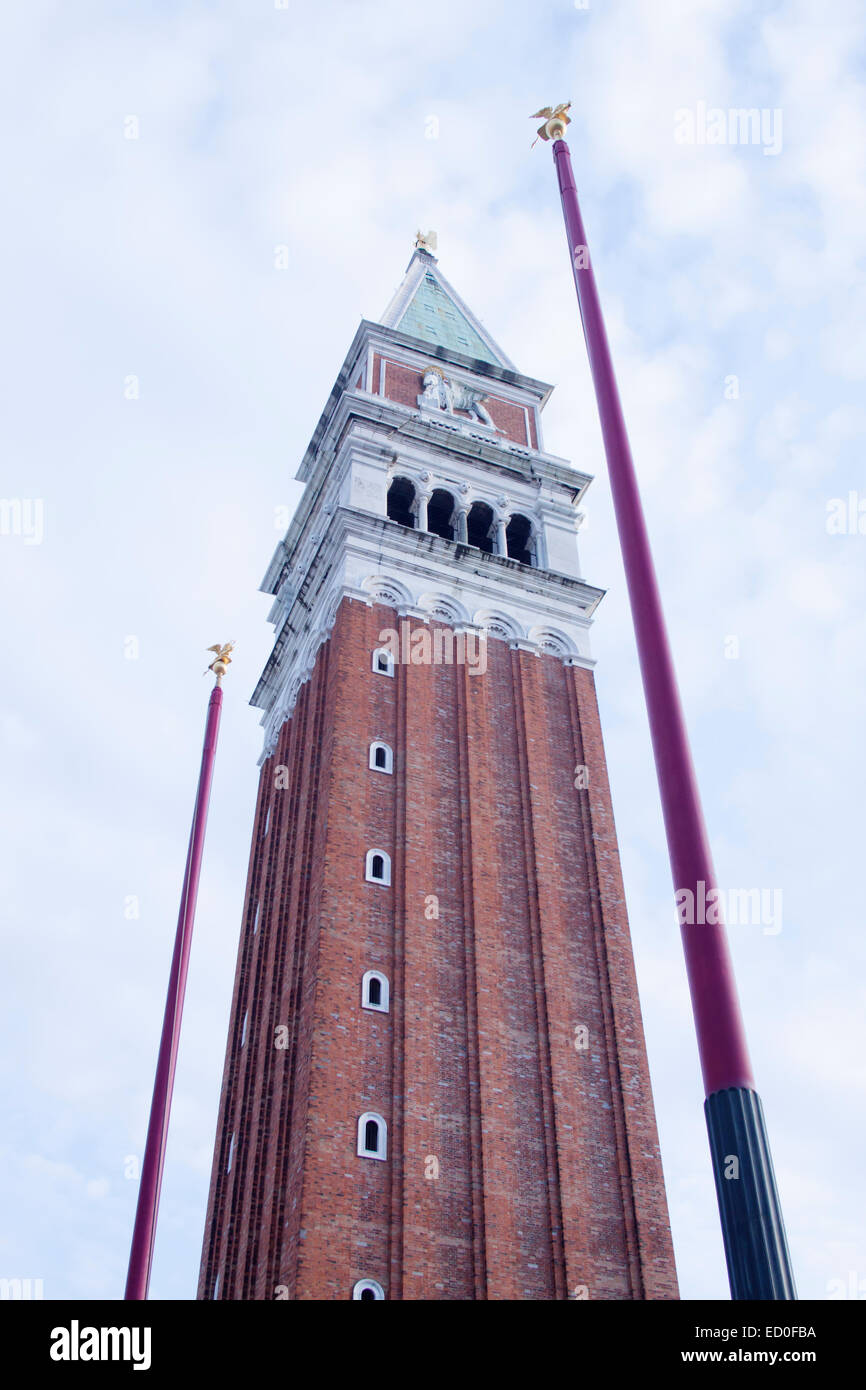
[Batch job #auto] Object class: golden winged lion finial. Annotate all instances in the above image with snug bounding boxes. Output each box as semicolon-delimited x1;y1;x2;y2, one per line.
205;641;235;682
530;102;572;147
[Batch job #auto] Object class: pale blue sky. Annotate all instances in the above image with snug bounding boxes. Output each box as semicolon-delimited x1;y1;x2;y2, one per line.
1;0;865;1301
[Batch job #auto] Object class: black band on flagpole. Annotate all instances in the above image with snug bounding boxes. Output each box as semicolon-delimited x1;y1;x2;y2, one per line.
705;1087;797;1300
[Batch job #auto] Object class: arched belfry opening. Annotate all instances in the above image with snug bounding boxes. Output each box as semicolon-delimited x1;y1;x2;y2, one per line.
506;513;534;566
427;488;456;542
467;501;495;554
387;477;416;529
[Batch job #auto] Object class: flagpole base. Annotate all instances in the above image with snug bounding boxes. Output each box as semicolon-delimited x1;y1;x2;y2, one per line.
705;1087;797;1300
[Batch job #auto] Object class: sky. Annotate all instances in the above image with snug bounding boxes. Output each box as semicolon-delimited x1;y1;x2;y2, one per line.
1;0;865;1302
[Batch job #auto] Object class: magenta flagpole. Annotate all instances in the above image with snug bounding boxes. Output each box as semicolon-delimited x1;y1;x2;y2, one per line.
125;646;232;1300
536;109;795;1299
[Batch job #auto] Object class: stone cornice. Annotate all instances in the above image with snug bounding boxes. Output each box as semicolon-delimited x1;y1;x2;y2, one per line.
251;507;604;748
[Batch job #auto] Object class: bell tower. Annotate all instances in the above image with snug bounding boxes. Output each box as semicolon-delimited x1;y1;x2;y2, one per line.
197;243;678;1301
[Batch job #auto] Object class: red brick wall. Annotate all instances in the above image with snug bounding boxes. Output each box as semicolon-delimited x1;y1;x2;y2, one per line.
371;353;531;447
198;599;678;1300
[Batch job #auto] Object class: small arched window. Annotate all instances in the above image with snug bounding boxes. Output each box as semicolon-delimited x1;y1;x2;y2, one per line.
357;1112;387;1160
362;970;389;1013
365;849;391;886
369;741;393;774
352;1279;385;1300
372;648;395;677
241;1011;249;1047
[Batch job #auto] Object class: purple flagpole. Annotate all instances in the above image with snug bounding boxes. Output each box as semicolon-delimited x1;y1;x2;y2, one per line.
541;116;795;1299
125;653;229;1301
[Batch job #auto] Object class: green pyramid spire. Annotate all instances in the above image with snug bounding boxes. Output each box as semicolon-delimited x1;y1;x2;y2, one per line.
380;247;515;370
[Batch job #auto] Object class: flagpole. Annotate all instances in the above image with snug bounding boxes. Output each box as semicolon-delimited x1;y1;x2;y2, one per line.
535;107;795;1299
124;645;232;1301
